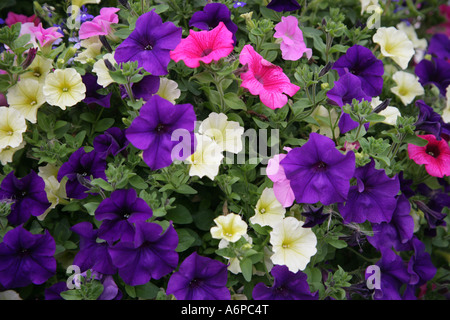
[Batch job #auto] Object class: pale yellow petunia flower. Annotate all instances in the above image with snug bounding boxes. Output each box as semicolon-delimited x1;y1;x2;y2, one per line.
43;68;86;110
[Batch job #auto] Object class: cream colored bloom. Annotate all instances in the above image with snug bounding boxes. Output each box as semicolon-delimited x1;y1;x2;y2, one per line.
310;105;340;138
0;141;25;165
74;36;103;64
443;85;450;123
0;107;27;149
370;97;401;126
20;54;53;84
396;21;427;52
269;217;317;272
250;188;286;228
186;133;224;180
199;112;244;154
211;213;248;243
37;163;68;221
0;290;22;300
43;68;86;110
156;78;181;104
360;0;379;14
7;78;45;123
92;52;116;87
390;71;424;105
373;27;415;69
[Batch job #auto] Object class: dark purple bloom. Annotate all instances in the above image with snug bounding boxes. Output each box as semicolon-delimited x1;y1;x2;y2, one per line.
125;95;196;171
130;75;160;101
427;33;450;60
414;200;447;236
93;127;129;159
45;282;67;300
166;252;230;300
417;182;450;216
338;159;400;224
108;221;178;286
95;189;153;243
57;148;107;199
365;248;411;300
399;171;415;199
414;100;450;140
71;222;117;275
0;225;56;289
280;132;355;206
114;10;182;76
367;194;415;251
415;57;450;96
189;3;238;44
326;73;372;133
301;205;329;228
252;265;318;300
267;0;301;12
333;45;384;97
82;73;112;108
0;171;51;226
407;237;436;287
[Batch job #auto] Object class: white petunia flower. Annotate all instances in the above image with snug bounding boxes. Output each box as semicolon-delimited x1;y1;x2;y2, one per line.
250;187;286;228
396;21;427;62
199;112;244;154
0;107;27;149
186;133;224;180
310;105;340;138
156;78;181;104
373;27;415;70
360;0;379;14
7;78;45;123
370;97;401;126
443;85;450;123
390;71;424;105
269;217;317;273
43;68;86;110
211;213;248;243
0;141;26;166
92;52;116;88
74;36;103;64
37;164;68;221
20;54;53;84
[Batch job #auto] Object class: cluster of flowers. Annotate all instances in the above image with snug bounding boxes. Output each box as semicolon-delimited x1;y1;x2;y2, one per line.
0;0;448;301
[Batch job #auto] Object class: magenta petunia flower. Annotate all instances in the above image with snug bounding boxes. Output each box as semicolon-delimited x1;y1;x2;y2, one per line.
170;21;234;68
274;16;312;61
29;23;63;48
79;7;120;40
239;44;300;110
407;134;450;178
114;10;182;76
5;12;40;26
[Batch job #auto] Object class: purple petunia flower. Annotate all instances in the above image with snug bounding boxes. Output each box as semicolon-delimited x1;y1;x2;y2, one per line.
82;73;112;108
367;194;415;252
414;100;450;140
365;248;411;300
280;132;355;206
267;0;301;12
427;33;450;60
252;265;318;300
93;127;129;159
233;1;246;8
108;221;178;286
415;57;450;96
95;189;153;243
166;251;230;300
399;171;415;199
333;44;384;97
0;171;51;226
338;159;400;224
129;75;160;101
71;222;117;275
125;95;196;171
114;10;182;76
301;205;329;228
0;225;56;289
326;73;372;133
57;148;107;199
189;3;238;44
407;237;437;288
45;281;68;300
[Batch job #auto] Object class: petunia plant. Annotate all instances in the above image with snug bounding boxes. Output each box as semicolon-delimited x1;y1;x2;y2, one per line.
0;0;448;302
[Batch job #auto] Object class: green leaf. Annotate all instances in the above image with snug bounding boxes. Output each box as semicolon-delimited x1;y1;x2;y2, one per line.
129;175;148;189
240;258;253;282
86;282;104;300
175;228;196;252
404;134;428;146
83;202;100;216
60;290;83;300
223;92;246;111
175;184;198;195
95;118;115;132
166;205;193;224
326;238;348;249
134;282;160;299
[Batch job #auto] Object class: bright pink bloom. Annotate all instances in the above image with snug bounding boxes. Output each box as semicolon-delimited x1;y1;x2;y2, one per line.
239;44;300;110
266;147;295;208
408;134;450;178
79;7;120;40
29;23;63;48
169;22;234;68
274;16;312;61
5;12;40;27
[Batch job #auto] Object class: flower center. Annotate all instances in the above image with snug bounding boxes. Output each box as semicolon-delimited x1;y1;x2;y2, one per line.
260;208;266;214
121;211;131;219
33;72;41;78
156;123;166;134
62;87;69;92
19;248;30;257
189;278;202;288
426;144;440;158
144;44;153;50
313;161;327;172
6;130;13;136
30;100;37;106
398;86;408;96
255;74;264;84
201;48;213;57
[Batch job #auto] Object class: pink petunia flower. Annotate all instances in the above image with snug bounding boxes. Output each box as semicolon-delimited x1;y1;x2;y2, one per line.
169;21;234;68
266;147;295;208
5;12;40;27
239;44;300;110
274;16;312;61
29;23;63;48
79;7;120;40
408;134;450;178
